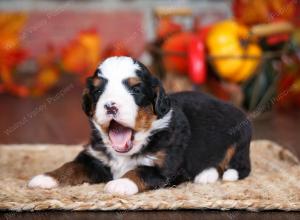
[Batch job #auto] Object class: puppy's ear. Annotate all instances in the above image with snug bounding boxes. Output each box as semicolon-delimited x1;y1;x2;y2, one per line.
82;77;94;117
152;77;171;118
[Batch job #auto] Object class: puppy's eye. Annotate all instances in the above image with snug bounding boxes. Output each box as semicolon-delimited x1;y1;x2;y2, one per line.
96;89;102;94
132;85;141;94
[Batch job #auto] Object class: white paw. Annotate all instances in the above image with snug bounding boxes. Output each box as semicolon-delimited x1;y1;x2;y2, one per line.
222;169;239;181
104;178;138;195
28;174;58;189
194;168;219;184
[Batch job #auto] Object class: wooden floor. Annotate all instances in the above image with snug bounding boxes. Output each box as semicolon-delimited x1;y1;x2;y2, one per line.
0;79;299;219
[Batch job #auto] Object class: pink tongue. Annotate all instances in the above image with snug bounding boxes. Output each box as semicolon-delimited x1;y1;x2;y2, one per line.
108;122;132;152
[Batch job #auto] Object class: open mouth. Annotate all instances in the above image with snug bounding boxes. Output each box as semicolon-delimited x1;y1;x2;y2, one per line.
108;120;134;153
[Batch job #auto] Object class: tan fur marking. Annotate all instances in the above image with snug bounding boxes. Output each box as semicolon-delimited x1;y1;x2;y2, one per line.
93;117;109;134
135;106;157;131
218;146;236;174
153;150;166;168
100;123;110;134
127;77;142;87
92;77;103;87
46;161;91;186
122;170;146;192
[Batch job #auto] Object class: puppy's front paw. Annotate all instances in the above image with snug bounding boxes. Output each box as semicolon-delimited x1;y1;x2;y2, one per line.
104;178;138;195
28;174;58;189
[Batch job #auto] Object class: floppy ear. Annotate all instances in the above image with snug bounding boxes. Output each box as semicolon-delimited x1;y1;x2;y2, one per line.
82;77;94;117
152;78;171;118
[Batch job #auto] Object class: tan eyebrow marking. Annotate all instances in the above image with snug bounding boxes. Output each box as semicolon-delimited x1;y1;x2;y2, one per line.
127;77;142;87
92;77;103;87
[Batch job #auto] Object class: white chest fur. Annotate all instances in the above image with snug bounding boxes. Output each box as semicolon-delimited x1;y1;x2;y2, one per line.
87;146;157;179
109;155;156;179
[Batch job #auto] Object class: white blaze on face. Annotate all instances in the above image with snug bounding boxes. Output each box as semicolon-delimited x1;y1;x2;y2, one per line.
95;57;139;128
93;57;140;155
92;56;172;156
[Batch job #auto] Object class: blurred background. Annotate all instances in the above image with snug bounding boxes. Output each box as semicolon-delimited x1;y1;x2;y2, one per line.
0;0;300;157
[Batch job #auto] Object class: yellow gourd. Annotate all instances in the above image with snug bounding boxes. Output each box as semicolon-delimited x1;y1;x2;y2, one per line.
206;20;262;83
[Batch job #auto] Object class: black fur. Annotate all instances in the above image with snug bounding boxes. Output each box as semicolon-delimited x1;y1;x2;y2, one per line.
82;60;251;188
134;60;171;118
82;69;107;116
74;151;113;183
81;90;251;188
42;58;252;192
169;92;251;181
136;166;167;189
121;60;171;118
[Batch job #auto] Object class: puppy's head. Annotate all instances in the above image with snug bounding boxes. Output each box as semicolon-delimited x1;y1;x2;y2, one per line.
82;56;172;156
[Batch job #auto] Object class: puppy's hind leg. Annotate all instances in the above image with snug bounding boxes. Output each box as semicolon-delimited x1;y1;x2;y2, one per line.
222;120;252;182
224;141;251;181
28;150;112;188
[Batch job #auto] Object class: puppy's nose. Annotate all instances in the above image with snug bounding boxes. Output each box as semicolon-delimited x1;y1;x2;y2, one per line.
104;102;118;115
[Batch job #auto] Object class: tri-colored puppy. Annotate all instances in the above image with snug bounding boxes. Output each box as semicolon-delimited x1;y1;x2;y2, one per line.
28;56;252;195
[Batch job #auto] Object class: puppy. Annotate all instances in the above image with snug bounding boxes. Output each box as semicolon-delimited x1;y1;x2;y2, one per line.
28;56;251;195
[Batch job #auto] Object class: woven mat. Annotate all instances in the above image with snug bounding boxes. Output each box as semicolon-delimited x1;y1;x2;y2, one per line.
0;140;299;212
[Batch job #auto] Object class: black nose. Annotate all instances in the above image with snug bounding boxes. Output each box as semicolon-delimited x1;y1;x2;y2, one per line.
104;102;118;115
